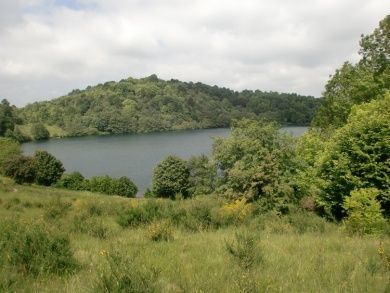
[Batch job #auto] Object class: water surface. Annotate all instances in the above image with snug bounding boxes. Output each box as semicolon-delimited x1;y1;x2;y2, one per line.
22;126;307;194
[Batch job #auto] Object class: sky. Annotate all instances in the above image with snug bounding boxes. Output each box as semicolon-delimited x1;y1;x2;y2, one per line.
0;0;388;106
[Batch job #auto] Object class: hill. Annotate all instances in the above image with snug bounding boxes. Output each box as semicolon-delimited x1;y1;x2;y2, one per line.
16;75;319;138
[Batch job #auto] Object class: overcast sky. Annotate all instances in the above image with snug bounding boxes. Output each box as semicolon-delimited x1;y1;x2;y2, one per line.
0;0;388;106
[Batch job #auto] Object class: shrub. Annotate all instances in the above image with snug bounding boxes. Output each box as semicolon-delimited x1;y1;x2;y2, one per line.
89;175;138;197
225;231;263;269
95;250;159;292
117;205;152;227
343;188;386;235
111;176;138;198
146;220;174;241
33;151;65;186
212;119;296;207
56;172;86;190
30;123;49;140
0;219;78;276
88;175;113;194
72;213;111;239
43;197;72;221
0;137;20;173
2;155;36;184
317;95;390;219
152;155;190;198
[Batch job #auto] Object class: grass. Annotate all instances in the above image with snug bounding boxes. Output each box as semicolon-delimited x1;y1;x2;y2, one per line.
0;176;389;292
17;123;69;140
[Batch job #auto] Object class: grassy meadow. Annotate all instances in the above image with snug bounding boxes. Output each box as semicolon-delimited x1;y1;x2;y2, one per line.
1;176;389;292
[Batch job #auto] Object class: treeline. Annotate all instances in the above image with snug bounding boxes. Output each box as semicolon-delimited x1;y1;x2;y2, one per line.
3;76;318;140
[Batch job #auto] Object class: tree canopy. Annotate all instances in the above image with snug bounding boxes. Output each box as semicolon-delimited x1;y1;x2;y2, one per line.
16;77;318;138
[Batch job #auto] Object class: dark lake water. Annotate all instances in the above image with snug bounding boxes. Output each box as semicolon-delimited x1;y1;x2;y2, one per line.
22;126;308;194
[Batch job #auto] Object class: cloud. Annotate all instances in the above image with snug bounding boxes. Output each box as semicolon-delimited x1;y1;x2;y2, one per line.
0;0;388;106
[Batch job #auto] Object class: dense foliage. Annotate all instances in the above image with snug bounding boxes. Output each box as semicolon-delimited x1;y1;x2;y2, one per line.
33;151;65;186
152;155;190;198
0;137;21;172
343;188;386;235
0;99;17;136
297;15;390;221
30;123;50;140
16;76;318;138
88;175;138;198
3;155;36;184
316;95;390;219
313;15;390;132
212;119;296;209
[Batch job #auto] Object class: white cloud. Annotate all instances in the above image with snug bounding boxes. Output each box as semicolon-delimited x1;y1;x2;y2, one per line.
0;0;388;106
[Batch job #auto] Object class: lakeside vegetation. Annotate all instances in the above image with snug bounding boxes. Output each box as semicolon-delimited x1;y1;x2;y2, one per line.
0;14;389;293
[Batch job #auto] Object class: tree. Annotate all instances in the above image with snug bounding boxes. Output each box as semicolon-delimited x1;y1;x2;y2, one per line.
33;151;65;186
152;155;190;198
31;123;50;140
3;155;36;184
0;137;21;173
316;94;390;219
343;188;386;235
87;175;138;197
187;154;217;196
313;15;390;132
0;99;15;136
212;119;296;208
111;176;138;198
56;172;86;190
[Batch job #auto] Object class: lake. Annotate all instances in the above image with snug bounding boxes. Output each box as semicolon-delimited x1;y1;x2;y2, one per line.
22;126;308;194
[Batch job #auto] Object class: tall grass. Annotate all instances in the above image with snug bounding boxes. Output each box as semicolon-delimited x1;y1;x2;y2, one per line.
0;178;389;292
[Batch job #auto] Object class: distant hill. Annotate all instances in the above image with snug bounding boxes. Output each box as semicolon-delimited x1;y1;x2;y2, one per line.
18;75;319;137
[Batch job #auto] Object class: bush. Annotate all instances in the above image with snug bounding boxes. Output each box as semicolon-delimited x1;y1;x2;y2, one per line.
56;172;86;190
111;176;138;198
317;95;390;219
95;250;159;292
212;119;296;207
2;155;36;184
0;219;78;276
88;175;138;197
225;231;263;269
72;213;111;239
30;123;49;140
343;188;386;235
0;137;21;173
152;155;190;198
146;220;174;241
33;151;65;186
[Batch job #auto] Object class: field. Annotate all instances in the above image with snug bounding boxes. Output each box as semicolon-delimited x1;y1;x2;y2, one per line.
0;177;389;292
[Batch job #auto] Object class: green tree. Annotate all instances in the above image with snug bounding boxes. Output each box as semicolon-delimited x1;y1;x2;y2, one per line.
88;176;113;194
313;15;390;132
316;94;390;219
3;155;36;184
111;176;138;198
152;155;190;198
343;188;386;235
56;171;86;190
31;123;50;140
212;119;296;208
0;137;21;173
33;151;65;186
187;154;217;196
0;99;16;136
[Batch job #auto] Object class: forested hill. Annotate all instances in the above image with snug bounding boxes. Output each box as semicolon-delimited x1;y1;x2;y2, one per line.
17;75;319;137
